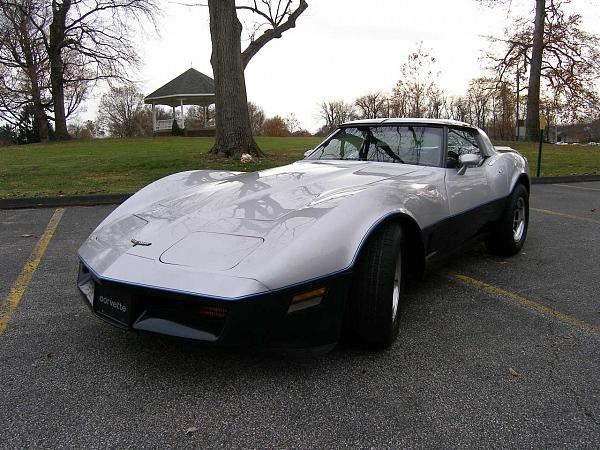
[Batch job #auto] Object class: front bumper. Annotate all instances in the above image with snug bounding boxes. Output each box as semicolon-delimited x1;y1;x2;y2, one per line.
77;262;352;349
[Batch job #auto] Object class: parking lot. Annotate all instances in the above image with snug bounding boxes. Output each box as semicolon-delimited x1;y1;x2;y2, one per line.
1;182;599;449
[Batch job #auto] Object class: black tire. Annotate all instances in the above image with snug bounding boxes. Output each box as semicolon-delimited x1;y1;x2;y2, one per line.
485;183;529;256
344;223;404;349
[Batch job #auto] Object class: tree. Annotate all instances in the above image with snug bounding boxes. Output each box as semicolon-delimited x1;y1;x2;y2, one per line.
481;0;600;138
2;0;158;140
0;0;51;140
206;0;308;157
318;99;355;133
284;112;300;134
261;115;289;136
247;101;265;135
185;105;215;129
391;43;441;118
355;92;387;119
67;119;98;139
48;0;157;139
98;84;148;137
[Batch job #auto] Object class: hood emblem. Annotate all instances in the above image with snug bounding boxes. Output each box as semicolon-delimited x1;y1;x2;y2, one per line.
131;238;152;247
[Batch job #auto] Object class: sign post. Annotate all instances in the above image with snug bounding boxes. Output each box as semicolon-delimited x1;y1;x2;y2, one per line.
536;115;548;177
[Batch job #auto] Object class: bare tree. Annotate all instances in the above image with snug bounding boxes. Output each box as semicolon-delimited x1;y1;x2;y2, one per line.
247;101;265;135
48;0;158;139
318;99;355;133
186;104;215;128
284;112;300;134
3;0;158;140
98;84;149;137
355;92;387;119
205;0;307;157
391;43;441;118
0;0;51;140
481;0;600;137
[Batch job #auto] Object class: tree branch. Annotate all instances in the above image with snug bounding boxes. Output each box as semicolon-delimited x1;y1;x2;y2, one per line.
240;0;307;69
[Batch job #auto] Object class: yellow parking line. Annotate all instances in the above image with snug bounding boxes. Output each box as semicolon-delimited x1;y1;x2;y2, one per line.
449;272;600;336
531;207;600;225
0;208;65;334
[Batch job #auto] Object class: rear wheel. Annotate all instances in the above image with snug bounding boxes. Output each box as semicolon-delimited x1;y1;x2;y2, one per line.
485;183;529;256
344;223;404;348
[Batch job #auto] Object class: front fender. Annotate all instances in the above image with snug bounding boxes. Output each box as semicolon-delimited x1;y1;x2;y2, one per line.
237;174;448;291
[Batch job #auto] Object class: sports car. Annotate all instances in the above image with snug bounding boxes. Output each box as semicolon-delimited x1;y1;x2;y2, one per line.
77;118;530;350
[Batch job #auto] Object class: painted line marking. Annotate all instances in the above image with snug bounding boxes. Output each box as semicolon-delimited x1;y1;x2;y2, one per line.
449;272;600;336
552;184;600;192
531;207;600;225
0;208;65;334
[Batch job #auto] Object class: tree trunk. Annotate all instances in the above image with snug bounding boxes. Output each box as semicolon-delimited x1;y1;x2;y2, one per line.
21;42;49;141
207;0;263;157
525;0;545;141
49;0;70;140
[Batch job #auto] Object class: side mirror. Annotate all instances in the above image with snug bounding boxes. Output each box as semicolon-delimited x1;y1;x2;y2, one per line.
457;153;482;175
303;149;314;158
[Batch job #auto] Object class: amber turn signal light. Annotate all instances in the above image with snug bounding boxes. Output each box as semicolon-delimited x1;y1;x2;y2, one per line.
288;287;327;313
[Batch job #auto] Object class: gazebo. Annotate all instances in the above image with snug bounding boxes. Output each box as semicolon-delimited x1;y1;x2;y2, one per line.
144;68;216;135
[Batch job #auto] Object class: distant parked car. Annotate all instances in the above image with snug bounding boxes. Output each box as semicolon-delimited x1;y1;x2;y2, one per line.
77;118;530;350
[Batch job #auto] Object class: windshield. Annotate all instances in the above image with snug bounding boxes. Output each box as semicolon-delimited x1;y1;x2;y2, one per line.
307;125;443;167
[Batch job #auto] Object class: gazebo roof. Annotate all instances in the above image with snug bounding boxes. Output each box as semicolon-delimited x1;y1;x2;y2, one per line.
145;68;215;107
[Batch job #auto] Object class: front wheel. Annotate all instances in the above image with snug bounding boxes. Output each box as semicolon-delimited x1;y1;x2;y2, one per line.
486;184;529;256
343;223;404;349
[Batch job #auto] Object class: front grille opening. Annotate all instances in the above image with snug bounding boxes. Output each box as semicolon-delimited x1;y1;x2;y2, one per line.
139;294;227;336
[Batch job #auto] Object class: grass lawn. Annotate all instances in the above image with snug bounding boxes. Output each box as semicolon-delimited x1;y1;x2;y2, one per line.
495;140;600;178
0;136;320;198
0;136;598;198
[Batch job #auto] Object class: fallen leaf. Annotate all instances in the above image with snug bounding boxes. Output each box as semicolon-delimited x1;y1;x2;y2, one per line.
47;352;54;358
20;234;33;238
591;208;597;213
508;367;518;378
184;426;199;435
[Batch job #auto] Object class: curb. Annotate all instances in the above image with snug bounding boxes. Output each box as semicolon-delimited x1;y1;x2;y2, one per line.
0;194;131;210
1;175;598;210
531;175;600;184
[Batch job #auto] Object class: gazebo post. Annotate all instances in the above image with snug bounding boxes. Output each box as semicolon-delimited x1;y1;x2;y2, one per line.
151;104;156;134
180;99;186;136
203;105;208;128
180;99;185;130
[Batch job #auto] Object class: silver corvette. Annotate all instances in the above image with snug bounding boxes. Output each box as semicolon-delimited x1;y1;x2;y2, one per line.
77;118;530;350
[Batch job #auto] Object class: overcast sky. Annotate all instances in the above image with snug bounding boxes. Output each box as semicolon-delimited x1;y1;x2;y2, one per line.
83;0;600;132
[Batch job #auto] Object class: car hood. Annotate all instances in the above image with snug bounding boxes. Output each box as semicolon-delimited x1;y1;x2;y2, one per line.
141;161;419;221
80;161;430;293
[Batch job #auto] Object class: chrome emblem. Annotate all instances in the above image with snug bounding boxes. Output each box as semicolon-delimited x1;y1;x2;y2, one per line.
131;238;152;247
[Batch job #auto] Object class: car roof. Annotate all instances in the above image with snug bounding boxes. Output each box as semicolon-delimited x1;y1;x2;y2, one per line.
341;118;474;128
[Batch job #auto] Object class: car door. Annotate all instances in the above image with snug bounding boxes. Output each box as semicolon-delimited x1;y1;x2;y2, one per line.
444;126;496;244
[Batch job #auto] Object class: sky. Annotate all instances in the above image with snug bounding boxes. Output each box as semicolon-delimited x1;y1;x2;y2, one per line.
81;0;600;133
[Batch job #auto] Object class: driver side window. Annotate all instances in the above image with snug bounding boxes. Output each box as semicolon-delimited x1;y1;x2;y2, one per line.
447;128;482;168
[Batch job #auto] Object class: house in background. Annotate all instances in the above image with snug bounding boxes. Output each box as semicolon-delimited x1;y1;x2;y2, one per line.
557;118;600;143
144;68;215;136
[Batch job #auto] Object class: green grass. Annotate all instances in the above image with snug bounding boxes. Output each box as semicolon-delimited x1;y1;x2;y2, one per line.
0;136;320;198
0;136;598;198
495;140;600;177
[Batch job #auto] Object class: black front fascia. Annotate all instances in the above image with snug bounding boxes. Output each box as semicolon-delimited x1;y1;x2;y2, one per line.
77;263;352;349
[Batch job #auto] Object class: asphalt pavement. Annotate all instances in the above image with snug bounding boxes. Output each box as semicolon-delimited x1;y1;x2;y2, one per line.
0;182;599;449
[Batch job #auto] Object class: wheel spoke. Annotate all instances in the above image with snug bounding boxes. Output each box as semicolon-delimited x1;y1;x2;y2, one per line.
512;197;526;242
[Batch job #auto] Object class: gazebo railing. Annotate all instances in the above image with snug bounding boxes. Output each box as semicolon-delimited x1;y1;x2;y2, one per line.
154;119;184;131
